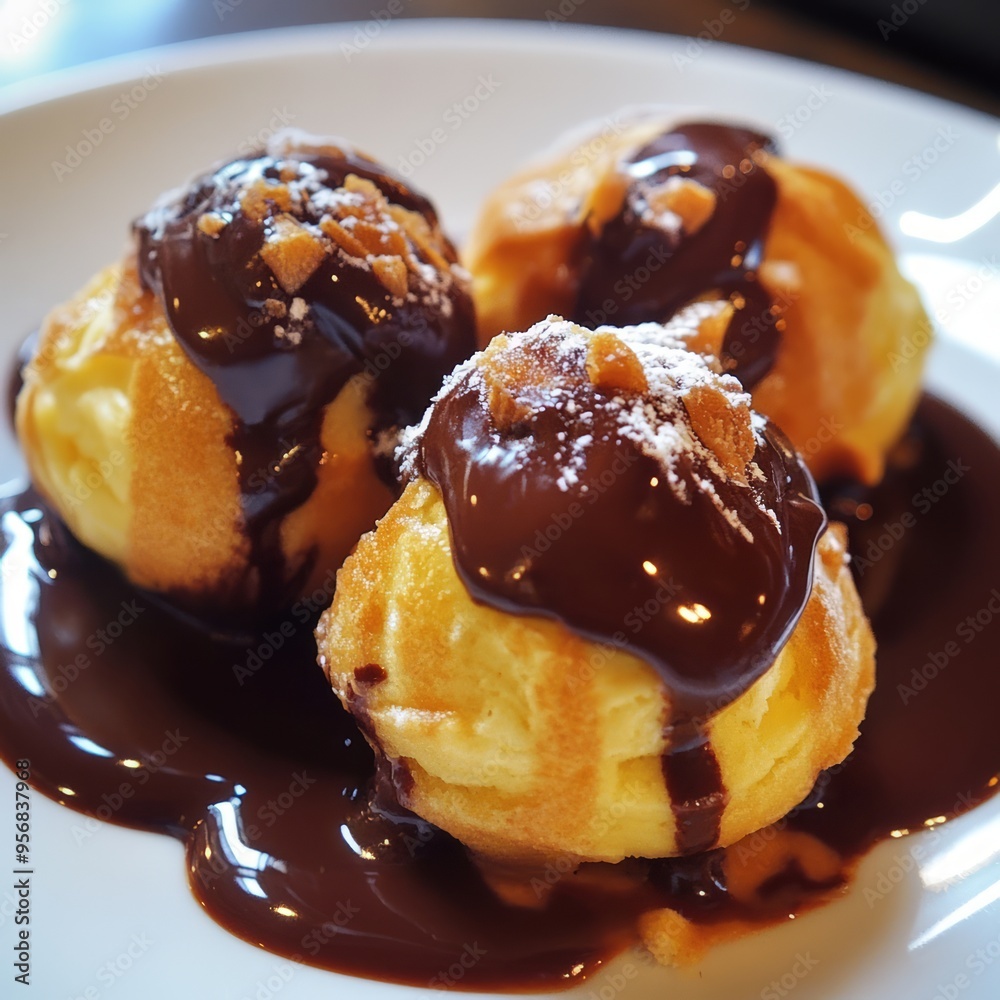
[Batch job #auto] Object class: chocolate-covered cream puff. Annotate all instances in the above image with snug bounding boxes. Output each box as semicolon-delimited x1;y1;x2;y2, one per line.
465;116;930;484
16;130;476;613
317;316;875;863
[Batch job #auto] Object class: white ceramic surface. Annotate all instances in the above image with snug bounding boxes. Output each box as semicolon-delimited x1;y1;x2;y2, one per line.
0;19;998;1000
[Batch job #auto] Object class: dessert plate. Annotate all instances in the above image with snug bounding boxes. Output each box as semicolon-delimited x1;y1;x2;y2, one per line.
1;19;999;1000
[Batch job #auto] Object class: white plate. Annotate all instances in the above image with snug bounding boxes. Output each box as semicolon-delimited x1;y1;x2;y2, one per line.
1;19;999;1000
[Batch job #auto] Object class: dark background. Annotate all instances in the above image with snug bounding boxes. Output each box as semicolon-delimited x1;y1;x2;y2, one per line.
1;0;998;115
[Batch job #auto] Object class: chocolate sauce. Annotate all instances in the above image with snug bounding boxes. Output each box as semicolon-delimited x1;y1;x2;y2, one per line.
574;122;780;388
416;330;825;852
662;720;728;856
134;136;475;606
2;396;1000;991
418;337;824;724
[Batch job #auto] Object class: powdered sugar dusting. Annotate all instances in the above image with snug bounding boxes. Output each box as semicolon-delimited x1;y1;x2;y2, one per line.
237;130;466;315
401;316;788;541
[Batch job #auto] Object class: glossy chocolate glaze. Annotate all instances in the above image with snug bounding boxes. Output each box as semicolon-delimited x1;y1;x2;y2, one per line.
2;396;1000;991
417;337;824;724
415;331;825;852
574;122;779;388
134;137;475;606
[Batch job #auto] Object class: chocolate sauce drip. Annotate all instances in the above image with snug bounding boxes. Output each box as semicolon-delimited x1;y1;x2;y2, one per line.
134;140;475;607
662;720;728;855
416;334;823;853
417;349;825;726
574;122;780;388
2;395;1000;991
415;333;825;851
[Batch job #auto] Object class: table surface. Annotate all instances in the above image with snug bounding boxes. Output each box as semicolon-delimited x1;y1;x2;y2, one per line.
1;0;998;117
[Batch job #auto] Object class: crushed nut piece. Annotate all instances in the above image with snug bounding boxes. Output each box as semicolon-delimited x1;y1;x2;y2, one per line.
263;298;287;318
685;300;732;358
476;335;535;430
320;216;369;259
581;169;629;235
638;908;705;968
819;523;848;573
372;256;409;299
387;204;452;275
682;383;755;480
585;331;648;394
197;212;227;238
646;177;716;235
260;216;327;294
240;178;293;222
318;172;452;293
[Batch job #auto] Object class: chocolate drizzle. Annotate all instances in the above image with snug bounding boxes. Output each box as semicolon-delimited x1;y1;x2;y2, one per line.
662;720;727;855
1;395;1000;990
133;134;475;606
414;324;825;851
574;122;780;388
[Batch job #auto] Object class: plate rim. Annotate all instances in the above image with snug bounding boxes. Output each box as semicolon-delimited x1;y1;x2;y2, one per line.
2;16;999;130
2;19;1000;1000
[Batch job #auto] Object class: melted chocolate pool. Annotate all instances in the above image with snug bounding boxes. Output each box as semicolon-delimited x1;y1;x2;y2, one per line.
1;395;999;991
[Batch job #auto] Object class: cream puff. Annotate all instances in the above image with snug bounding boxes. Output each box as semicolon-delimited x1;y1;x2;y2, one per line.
317;316;875;863
16;130;476;613
465;115;930;484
